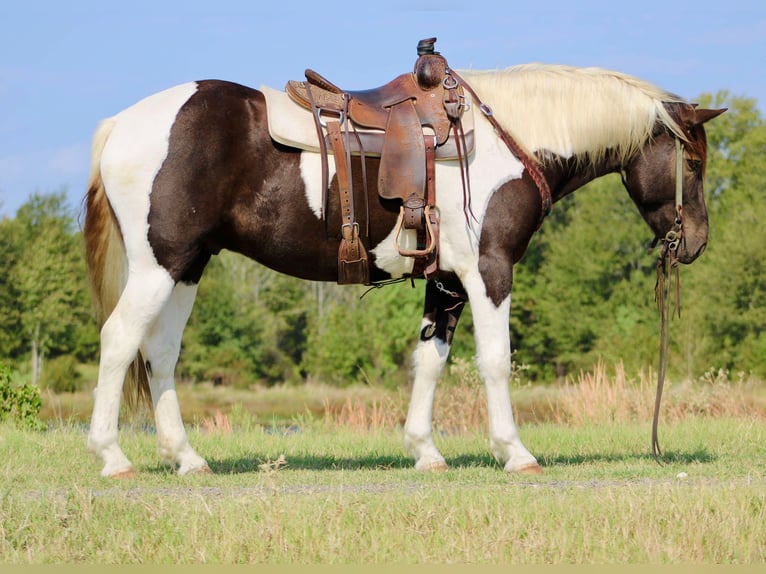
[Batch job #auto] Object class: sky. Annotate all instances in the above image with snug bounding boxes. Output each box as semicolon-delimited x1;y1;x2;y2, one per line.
1;0;764;219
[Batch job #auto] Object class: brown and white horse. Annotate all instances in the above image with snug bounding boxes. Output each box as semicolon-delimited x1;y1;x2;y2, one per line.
83;62;724;477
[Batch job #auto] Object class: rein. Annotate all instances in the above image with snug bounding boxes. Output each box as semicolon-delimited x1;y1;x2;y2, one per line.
651;137;685;463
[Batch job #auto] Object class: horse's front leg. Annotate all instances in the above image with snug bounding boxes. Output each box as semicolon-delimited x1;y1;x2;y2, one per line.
404;278;466;471
462;271;542;474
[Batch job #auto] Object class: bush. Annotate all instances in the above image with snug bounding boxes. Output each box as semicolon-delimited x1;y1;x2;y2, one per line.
0;363;46;430
40;355;82;393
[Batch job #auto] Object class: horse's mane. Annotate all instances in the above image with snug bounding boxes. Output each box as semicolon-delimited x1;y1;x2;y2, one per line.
458;64;687;166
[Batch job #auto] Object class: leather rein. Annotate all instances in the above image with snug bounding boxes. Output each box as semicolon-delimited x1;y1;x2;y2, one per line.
652;137;685;463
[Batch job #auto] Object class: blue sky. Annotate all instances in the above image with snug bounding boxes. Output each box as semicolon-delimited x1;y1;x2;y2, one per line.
1;0;763;218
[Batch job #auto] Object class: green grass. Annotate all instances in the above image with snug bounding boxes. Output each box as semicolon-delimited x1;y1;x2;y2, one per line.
1;415;764;563
4;363;765;563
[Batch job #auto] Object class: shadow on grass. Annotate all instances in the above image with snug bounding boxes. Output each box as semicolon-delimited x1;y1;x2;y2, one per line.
206;454;410;474
540;447;716;467
138;444;715;475
163;453;501;474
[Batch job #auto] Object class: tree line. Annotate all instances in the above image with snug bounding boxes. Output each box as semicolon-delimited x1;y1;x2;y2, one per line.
0;91;763;390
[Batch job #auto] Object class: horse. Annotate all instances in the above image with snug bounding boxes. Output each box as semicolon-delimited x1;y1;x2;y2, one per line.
82;59;724;478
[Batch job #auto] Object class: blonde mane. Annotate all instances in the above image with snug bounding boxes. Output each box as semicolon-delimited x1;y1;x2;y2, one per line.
458;64;687;166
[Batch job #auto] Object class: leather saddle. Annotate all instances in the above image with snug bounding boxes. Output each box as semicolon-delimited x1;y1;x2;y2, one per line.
286;38;470;285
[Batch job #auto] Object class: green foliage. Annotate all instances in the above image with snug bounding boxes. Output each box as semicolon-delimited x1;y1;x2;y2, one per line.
0;363;46;430
0;90;763;390
39;355;82;393
0;218;23;359
512;92;766;381
683;108;766;377
512;176;658;379
1;191;98;386
14;192;95;359
302;281;424;388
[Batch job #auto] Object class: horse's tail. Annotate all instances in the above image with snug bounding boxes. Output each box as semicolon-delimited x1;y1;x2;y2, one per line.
83;118;150;409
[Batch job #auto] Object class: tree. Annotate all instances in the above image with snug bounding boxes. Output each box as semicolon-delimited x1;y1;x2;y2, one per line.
0;217;23;360
514;176;658;380
12;192;94;384
682;95;766;376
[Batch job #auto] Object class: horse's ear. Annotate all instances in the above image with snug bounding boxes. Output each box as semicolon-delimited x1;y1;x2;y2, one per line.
691;107;727;126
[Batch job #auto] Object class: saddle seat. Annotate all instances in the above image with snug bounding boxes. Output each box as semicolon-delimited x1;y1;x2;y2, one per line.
285;42;464;204
284;38;469;285
287;66;455;146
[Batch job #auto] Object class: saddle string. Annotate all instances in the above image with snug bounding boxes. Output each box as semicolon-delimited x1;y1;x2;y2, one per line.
453;114;475;226
303;83;329;225
448;69;552;224
651;137;685;464
443;70;476;226
349;123;370;239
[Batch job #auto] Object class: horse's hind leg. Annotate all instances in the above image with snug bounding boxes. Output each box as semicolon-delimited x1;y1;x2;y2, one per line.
143;282;210;475
403;279;466;471
87;268;175;477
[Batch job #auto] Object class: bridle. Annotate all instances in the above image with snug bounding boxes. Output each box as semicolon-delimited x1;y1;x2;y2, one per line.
663;137;686;254
652;136;685;463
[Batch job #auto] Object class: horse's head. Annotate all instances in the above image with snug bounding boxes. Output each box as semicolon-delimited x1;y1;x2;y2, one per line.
621;103;726;264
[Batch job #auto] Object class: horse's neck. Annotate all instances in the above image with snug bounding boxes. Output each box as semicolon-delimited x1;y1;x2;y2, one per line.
542;151;623;204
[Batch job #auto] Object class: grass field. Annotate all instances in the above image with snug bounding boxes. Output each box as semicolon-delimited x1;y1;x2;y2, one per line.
2;363;765;563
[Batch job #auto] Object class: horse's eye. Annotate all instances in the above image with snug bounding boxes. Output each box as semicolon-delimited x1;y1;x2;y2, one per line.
686;158;702;173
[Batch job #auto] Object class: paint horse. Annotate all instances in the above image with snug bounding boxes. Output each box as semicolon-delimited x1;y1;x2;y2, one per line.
83;54;724;477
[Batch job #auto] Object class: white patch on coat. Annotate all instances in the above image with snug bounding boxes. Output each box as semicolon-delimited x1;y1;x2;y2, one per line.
299;151;336;219
282;87;526;280
89;83;204;476
370;114;525;279
100;82;199;269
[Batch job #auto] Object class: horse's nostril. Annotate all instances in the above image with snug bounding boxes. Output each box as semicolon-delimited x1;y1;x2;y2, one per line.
681;241;707;264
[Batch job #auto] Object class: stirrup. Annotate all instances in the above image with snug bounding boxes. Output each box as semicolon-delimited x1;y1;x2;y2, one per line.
394;205;437;257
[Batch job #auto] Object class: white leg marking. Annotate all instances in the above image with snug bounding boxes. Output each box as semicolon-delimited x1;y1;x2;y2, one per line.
89;83;198;477
463;272;539;472
403;325;450;471
144;283;209;475
87;268;175;477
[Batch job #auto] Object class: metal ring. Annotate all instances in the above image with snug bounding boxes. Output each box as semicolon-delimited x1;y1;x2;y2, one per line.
443;74;459;89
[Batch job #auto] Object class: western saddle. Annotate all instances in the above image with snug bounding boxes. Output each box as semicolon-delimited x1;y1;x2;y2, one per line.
286;37;470;285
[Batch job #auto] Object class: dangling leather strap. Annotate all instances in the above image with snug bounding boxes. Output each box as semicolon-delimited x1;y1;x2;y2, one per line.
327;118;369;285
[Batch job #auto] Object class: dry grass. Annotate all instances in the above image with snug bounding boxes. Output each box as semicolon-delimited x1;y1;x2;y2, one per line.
200;410;233;435
553;361;766;426
321;394;405;431
317;360;766;432
40;361;766;435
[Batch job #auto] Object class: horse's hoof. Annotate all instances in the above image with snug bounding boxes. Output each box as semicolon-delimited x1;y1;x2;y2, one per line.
515;462;544;475
109;468;137;479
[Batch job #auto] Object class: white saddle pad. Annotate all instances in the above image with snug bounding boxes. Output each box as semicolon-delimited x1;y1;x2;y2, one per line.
260;84;475;161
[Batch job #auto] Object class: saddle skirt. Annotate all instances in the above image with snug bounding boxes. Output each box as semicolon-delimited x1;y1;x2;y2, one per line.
260;84;475;161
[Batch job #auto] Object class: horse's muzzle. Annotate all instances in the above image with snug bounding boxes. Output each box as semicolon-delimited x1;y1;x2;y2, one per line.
677;240;707;264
